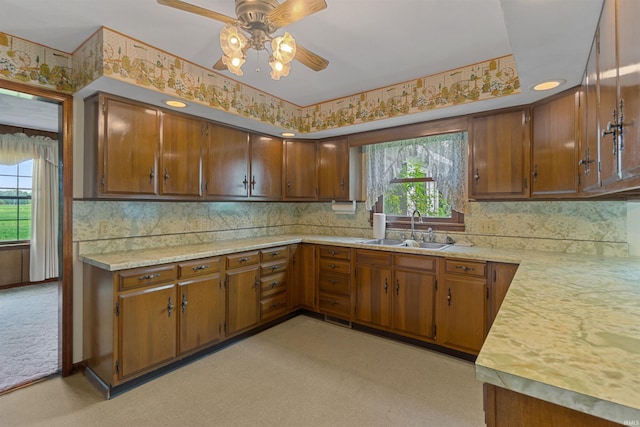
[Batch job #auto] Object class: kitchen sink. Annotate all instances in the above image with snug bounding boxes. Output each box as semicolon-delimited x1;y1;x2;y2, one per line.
415;242;449;250
359;239;406;246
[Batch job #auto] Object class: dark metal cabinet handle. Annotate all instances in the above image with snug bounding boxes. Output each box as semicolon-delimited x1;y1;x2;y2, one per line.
243;175;248;190
455;265;475;272
163;168;170;183
473;169;480;184
181;293;188;313
149;167;154;184
251;175;256;190
384;278;388;294
270;265;281;271
532;165;538;183
395;279;399;296
139;273;160;281
270;251;281;257
447;288;452;306
270;281;280;288
238;257;251;263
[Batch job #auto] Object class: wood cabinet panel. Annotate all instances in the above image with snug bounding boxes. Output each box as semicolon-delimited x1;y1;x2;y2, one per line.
178;274;224;354
205;124;249;197
178;257;221;279
531;89;580;197
290;244;316;310
117;284;177;379
317;137;349;200
318;293;351;318
393;269;436;339
100;96;160;196
118;265;177;291
487;263;518;332
354;263;392;328
160;113;202;197
226;263;260;335
470;109;530;199
285;140;317;199
249;134;283;198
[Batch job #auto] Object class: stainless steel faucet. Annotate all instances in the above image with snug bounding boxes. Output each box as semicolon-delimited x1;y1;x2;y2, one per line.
410;209;421;240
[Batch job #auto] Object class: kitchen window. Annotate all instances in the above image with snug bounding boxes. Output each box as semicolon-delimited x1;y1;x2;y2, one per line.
0;159;33;242
364;131;467;232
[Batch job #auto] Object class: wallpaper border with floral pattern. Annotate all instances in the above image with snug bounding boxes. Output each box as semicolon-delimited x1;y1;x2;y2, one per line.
0;28;521;134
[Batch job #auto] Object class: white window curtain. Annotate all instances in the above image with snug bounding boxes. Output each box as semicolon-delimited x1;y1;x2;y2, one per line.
363;132;468;215
0;133;59;281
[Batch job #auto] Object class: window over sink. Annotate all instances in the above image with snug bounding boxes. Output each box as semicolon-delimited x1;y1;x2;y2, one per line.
363;131;467;232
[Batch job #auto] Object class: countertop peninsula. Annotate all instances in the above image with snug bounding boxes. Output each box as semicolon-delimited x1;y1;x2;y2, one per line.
79;234;640;424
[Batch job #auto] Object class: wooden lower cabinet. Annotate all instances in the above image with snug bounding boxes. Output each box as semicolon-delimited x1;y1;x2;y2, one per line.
436;258;487;355
259;246;289;322
487;262;519;331
484;384;619;426
317;245;352;320
354;251;392;328
290;244;316;311
225;251;260;336
393;268;436;340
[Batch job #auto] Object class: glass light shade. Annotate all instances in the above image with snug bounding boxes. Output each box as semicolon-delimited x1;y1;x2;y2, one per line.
220;25;247;57
271;32;296;64
222;53;245;76
269;56;290;80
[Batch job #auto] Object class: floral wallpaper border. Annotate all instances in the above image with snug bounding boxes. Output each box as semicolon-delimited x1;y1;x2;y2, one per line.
0;28;521;134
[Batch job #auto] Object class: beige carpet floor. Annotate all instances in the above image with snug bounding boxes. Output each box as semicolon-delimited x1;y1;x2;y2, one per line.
0;315;485;427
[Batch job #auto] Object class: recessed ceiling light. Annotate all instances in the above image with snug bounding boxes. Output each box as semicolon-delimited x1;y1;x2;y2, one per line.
532;80;565;91
281;132;295;137
165;99;187;108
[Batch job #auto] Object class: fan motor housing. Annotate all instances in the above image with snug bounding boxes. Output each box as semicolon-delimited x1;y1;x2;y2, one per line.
235;0;279;34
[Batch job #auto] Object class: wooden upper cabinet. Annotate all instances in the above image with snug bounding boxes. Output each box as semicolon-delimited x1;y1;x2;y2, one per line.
317;137;349;200
469;108;531;199
285;140;317;199
86;93;160;197
249;134;283;199
205;124;249;198
531;88;580;198
581;37;602;193
598;0;621;187
617;0;640;182
159;112;203;198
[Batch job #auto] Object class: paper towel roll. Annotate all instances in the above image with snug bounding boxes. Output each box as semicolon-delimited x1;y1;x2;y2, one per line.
373;213;386;239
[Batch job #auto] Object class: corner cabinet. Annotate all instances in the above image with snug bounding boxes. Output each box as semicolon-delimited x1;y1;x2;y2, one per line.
284;140;317;200
469;108;531;200
317;137;349;200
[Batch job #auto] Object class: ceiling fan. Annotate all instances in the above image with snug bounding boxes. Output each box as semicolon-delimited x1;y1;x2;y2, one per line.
157;0;329;80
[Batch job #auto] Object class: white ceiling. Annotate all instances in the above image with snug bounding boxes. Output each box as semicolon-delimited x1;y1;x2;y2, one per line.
0;0;604;137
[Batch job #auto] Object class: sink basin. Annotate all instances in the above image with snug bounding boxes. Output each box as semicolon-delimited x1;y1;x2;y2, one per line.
360;239;406;246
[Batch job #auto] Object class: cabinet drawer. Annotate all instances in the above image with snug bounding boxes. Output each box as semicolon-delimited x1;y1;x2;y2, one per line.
319;259;351;275
118;265;177;291
444;259;486;278
260;246;287;262
318;273;350;296
394;254;436;272
178;257;221;279
261;272;287;299
319;246;351;260
260;260;288;276
356;250;392;266
319;293;351;318
226;251;259;269
260;294;288;322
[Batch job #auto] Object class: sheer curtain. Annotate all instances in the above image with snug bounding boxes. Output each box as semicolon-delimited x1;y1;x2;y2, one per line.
0;133;59;281
363;132;468;215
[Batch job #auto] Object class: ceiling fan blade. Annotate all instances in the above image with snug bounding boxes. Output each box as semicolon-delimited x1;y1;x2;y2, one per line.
268;0;327;28
294;43;329;71
157;0;237;25
212;57;227;70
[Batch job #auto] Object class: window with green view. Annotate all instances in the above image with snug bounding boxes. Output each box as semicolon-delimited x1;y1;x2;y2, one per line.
0;159;33;242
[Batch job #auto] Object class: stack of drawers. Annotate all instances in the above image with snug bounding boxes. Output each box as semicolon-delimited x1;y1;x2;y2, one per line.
317;245;352;320
259;246;289;322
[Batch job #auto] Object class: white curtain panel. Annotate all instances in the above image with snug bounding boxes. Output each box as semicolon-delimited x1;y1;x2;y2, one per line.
0;133;59;281
363;132;468;214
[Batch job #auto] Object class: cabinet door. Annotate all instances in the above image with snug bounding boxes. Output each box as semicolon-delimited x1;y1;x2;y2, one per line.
618;0;640;181
581;38;601;192
178;274;224;354
436;276;486;355
598;0;621;187
118;284;177;379
470;109;530;199
102;97;159;196
290;244;316;310
226;265;260;335
531;90;580;198
205;124;249;197
318;137;349;200
160;113;203;197
393;269;436;339
249;134;283;198
487;263;518;332
354;264;392;328
285;140;317;199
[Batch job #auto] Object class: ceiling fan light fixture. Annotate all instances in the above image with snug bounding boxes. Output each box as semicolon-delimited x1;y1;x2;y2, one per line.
220;25;247;57
269;56;290;80
272;31;296;64
222;53;246;76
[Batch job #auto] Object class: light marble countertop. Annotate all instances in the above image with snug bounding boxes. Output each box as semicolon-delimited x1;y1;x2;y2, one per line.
79;234;640;424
